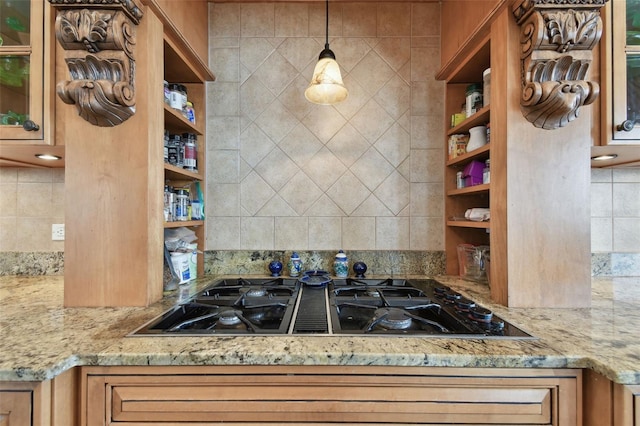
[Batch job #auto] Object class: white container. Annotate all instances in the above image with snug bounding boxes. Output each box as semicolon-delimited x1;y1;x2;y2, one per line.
467;125;487;152
170;251;191;284
483;68;491;107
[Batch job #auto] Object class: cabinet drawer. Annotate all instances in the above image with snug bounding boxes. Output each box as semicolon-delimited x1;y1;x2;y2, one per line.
109;383;551;424
82;366;580;425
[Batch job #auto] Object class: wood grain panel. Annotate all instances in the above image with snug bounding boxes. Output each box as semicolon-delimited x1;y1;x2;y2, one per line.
440;0;502;71
62;7;165;307
500;5;591;307
144;0;210;76
82;365;582;425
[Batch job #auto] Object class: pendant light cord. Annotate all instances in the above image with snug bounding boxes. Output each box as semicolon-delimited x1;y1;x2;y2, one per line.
325;0;329;50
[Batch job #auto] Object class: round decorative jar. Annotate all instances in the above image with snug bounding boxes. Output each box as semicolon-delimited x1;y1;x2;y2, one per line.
268;260;283;277
353;261;367;278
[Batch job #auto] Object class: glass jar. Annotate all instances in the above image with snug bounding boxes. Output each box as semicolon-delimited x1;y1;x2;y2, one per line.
168;84;182;110
465;83;483;117
163;80;170;104
483;159;491;184
175;189;189;221
483;68;491;107
182;133;197;171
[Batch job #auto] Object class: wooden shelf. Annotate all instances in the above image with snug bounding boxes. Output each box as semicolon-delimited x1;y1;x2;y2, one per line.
447;144;490;167
164;104;203;135
447;106;490;136
437;34;491;83
164;163;203;181
163;37;215;83
164;220;204;229
447;220;490;229
447;183;489;196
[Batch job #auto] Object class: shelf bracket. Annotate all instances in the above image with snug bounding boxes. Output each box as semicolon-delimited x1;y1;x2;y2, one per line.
48;0;143;127
512;0;607;130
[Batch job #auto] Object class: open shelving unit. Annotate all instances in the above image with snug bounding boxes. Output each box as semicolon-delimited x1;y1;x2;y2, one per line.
441;36;492;280
162;36;213;279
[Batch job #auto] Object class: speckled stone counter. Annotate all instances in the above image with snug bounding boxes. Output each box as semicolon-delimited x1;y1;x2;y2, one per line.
1;274;639;385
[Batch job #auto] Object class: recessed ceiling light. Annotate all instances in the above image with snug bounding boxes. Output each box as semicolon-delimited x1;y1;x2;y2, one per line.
591;154;618;161
35;154;62;161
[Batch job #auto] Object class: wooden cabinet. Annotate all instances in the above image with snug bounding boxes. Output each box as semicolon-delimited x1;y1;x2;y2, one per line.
442;35;492;282
61;3;213;307
0;384;32;426
584;371;640;426
80;365;581;426
162;38;208;279
593;0;640;167
0;369;79;426
438;2;592;308
0;0;62;168
613;384;640;426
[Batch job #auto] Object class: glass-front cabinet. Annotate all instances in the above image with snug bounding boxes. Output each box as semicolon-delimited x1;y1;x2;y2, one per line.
0;0;46;141
610;0;640;142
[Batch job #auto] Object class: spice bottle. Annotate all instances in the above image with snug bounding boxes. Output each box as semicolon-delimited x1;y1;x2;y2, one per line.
333;250;348;278
465;83;483;117
456;171;465;189
483;159;491;184
175;189;189;221
182;133;197;171
185;101;196;124
169;84;182;110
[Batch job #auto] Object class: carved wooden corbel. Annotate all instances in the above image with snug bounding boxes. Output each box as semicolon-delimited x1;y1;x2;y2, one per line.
513;0;607;130
48;0;143;127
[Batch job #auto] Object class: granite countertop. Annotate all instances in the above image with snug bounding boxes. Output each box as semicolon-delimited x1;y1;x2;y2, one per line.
1;274;639;385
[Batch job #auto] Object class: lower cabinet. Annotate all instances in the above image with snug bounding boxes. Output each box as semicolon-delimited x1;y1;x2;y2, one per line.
0;383;32;426
584;370;640;426
81;365;581;425
613;383;640;426
0;369;78;426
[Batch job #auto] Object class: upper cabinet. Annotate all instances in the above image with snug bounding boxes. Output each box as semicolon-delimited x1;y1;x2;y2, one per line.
594;0;640;167
0;0;62;167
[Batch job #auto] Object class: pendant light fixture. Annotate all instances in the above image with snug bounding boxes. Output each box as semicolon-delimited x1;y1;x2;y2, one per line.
304;0;348;105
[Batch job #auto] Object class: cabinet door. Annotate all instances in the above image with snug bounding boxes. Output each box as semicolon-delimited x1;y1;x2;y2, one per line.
0;389;32;426
0;0;45;141
610;0;640;142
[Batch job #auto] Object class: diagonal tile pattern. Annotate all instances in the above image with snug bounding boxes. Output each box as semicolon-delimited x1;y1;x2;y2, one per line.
208;2;446;250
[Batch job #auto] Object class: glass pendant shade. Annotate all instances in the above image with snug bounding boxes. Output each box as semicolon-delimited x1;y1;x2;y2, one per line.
305;50;348;105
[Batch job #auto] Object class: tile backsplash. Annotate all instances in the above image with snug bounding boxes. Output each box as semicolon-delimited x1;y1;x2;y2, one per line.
0;3;637;278
591;168;640;276
0;168;65;253
205;2;445;251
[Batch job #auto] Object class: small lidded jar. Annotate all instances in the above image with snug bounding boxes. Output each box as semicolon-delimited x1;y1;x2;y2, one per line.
288;252;302;277
333;250;348;278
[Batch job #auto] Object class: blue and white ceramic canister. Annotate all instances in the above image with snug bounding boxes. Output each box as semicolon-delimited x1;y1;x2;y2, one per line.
288;252;302;277
333;250;348;278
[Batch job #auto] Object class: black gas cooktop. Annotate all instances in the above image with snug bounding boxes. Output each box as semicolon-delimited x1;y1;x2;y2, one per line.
130;277;533;339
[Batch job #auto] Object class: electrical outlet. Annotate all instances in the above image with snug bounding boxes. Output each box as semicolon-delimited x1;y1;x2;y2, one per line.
52;224;65;241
